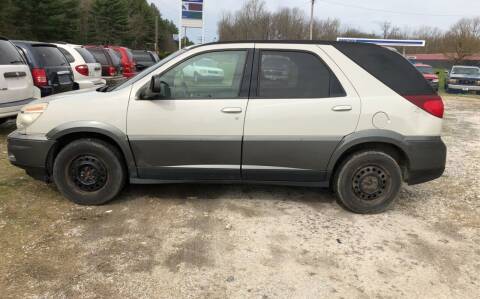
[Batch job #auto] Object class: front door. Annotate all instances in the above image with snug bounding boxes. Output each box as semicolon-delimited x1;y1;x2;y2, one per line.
242;45;361;182
127;48;253;180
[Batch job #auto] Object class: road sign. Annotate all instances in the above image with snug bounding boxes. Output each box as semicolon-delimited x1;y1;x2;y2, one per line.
336;37;425;47
182;0;203;28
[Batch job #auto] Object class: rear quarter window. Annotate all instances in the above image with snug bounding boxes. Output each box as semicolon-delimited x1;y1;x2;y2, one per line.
335;43;434;95
58;47;75;63
0;40;24;65
33;46;68;67
87;48;108;65
133;51;154;63
75;48;96;63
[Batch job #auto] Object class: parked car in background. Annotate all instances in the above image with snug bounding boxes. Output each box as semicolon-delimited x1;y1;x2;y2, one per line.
105;46;137;78
84;46;124;85
414;63;439;91
13;41;75;97
445;65;480;93
132;50;159;71
182;57;225;82
54;43;105;89
7;41;446;214
0;37;39;124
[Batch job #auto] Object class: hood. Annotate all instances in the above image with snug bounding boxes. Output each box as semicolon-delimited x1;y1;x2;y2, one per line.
41;87;100;103
423;73;438;80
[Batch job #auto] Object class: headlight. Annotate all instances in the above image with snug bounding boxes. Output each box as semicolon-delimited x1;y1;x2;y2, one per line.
448;79;458;84
16;103;48;130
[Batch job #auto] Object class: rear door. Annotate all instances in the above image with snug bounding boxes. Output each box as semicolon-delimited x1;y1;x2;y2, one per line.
32;45;74;93
242;44;361;182
0;39;33;105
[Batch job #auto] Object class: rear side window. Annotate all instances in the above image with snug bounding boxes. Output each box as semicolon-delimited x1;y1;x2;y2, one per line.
75;48;96;63
125;49;134;61
87;48;108;65
335;43;434;95
257;51;345;98
58;47;75;63
0;40;24;65
33;46;68;67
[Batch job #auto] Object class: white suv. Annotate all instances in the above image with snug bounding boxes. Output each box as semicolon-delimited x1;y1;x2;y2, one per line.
7;41;446;213
0;37;39;124
54;43;105;89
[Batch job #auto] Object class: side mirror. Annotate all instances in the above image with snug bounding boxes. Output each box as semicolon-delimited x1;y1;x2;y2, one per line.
150;75;162;93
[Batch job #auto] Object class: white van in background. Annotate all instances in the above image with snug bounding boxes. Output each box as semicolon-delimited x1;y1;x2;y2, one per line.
0;37;39;124
54;43;106;90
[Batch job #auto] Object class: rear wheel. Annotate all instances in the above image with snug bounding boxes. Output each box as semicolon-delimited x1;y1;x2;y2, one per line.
53;138;126;205
334;151;402;214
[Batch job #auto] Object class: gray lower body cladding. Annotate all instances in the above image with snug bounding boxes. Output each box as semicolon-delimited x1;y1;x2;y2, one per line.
7;131;446;187
129;135;341;182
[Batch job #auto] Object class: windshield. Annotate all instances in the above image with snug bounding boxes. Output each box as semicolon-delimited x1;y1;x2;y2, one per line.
108;49;188;91
451;67;480;76
416;65;434;74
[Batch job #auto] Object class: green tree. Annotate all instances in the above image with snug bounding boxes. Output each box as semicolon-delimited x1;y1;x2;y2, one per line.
88;0;128;44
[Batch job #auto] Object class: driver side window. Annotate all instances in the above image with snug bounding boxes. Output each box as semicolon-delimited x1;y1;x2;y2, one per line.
149;50;247;100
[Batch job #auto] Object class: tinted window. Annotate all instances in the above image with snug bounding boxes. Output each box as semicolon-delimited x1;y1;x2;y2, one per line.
133;51;154;63
107;49;121;66
0;40;24;65
451;66;480;76
144;50;247;99
258;51;344;98
125;49;134;61
336;43;434;95
33;46;68;67
75;48;96;63
58;47;75;63
87;48;108;65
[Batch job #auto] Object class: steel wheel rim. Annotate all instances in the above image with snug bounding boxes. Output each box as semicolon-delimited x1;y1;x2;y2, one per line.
352;165;390;201
69;155;108;192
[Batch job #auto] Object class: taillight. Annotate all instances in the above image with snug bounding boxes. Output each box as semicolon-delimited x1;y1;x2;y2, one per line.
404;95;444;118
75;64;89;76
108;66;116;76
31;68;47;87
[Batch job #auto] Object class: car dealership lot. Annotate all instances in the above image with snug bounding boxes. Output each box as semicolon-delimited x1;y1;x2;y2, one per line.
0;96;479;298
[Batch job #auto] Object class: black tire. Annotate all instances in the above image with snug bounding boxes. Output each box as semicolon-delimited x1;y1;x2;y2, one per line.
334;151;402;214
53;138;126;205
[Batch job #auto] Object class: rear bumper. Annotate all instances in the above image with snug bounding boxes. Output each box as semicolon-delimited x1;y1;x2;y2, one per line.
405;137;446;185
7;131;56;182
76;78;106;89
0;98;36;119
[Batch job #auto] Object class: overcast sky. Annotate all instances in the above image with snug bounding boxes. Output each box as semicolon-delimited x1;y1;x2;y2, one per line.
148;0;480;44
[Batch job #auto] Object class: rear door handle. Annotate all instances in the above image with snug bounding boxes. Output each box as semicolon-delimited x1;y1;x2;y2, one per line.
332;105;352;112
221;107;243;113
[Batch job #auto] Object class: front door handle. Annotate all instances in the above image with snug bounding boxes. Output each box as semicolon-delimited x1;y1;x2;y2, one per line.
332;105;352;112
221;107;243;113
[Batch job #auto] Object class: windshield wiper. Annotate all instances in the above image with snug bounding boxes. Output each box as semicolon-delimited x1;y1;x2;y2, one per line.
10;60;24;64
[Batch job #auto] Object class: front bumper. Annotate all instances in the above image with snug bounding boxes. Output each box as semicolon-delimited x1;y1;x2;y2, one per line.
405;137;446;185
447;84;480;91
7;131;56;182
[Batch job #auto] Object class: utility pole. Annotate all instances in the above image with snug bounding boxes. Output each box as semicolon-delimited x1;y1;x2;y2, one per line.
154;16;158;53
309;0;315;40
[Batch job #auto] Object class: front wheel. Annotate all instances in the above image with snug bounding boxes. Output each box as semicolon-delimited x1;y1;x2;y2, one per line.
334;151;402;214
53;138;126;205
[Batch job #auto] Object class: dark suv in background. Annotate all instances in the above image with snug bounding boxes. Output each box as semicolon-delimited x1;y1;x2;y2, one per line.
84;46;124;85
13;41;75;97
132;50;160;71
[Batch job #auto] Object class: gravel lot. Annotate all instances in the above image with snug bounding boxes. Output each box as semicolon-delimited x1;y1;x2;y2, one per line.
0;96;479;298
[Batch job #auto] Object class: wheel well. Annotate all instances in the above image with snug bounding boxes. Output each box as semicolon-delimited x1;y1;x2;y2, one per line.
330;142;409;185
46;132;129;177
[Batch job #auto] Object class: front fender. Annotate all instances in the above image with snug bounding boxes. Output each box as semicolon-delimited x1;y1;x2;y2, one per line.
46;121;138;178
